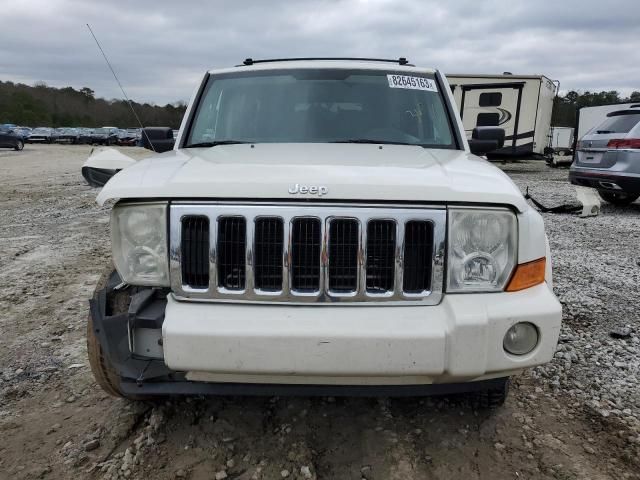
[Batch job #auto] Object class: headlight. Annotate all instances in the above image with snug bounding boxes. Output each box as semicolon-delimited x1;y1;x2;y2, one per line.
447;208;517;292
111;203;169;286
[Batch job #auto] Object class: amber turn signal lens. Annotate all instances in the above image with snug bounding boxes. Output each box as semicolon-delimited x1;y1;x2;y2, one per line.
505;258;546;292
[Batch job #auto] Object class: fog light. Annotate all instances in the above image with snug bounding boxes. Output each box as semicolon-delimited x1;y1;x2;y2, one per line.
503;322;538;355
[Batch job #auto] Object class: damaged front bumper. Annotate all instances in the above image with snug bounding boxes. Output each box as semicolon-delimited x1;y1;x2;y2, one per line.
89;271;559;397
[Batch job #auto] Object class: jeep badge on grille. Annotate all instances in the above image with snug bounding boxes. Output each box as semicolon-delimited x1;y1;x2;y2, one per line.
288;184;329;196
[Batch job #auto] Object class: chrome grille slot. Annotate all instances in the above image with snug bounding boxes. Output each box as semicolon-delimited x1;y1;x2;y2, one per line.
328;218;359;292
170;203;445;305
217;216;246;290
181;215;210;289
291;218;322;292
402;220;434;294
366;220;396;293
254;217;284;291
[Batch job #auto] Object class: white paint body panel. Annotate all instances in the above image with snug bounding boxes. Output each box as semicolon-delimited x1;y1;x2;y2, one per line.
97;144;529;211
163;284;561;383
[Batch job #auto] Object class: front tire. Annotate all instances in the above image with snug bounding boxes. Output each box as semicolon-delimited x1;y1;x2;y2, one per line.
476;378;510;409
14;140;24;151
598;190;640;205
87;313;126;398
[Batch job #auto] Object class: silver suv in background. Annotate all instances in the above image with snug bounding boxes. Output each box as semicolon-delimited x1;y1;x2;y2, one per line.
570;108;640;205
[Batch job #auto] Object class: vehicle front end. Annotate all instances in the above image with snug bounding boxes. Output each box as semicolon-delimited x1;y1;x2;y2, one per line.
27;128;52;143
88;60;561;403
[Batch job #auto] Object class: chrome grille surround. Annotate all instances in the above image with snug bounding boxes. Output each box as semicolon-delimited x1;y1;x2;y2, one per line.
169;202;446;305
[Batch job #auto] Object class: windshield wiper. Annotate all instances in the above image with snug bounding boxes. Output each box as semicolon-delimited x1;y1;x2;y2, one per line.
596;130;613;134
330;138;416;146
185;140;250;148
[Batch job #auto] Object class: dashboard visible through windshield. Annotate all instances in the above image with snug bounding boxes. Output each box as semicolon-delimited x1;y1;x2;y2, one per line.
185;69;456;149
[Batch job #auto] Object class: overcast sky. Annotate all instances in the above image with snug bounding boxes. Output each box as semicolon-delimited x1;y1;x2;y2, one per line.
1;0;638;104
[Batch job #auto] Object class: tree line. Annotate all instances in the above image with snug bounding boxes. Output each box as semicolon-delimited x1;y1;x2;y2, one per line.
1;78;638;130
552;90;640;127
0;80;186;129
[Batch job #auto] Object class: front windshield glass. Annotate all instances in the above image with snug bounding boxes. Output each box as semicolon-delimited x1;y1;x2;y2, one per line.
94;128;107;134
186;68;455;148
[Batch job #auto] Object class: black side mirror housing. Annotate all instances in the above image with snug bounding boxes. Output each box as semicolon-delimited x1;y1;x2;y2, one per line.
468;127;506;155
141;127;175;153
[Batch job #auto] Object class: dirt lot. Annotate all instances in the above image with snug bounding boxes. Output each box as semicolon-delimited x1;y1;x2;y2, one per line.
1;144;639;480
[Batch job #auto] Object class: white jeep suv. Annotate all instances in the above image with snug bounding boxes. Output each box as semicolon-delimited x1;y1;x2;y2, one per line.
87;58;561;406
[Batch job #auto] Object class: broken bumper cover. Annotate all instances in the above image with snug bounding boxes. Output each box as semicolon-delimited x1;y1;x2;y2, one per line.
91;275;561;396
81;166;119;187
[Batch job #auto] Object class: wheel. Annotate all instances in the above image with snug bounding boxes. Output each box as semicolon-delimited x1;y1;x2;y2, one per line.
14;140;24;151
476;378;510;409
87;267;139;399
598;190;640;206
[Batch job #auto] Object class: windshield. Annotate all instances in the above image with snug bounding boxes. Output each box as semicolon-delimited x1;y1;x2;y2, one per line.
33;128;50;133
594;113;640;134
186;68;455;148
93;128;108;134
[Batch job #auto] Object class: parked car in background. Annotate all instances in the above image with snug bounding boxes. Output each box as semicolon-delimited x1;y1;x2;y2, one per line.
55;128;81;144
0;126;24;150
127;128;141;142
27;127;54;143
14;127;32;141
116;129;138;146
90;127;119;145
50;128;65;143
78;128;94;144
570;108;640;205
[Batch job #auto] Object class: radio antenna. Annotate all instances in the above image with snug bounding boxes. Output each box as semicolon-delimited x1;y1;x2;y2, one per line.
86;23;155;152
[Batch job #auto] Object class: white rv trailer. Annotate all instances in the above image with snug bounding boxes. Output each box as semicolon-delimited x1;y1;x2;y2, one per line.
550;126;574;154
576;103;640;140
447;74;558;157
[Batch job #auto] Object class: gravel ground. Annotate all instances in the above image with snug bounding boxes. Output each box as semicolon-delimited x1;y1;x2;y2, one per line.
0;144;639;480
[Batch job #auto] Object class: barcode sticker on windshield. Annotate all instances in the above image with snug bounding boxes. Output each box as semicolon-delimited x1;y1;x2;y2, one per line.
387;75;438;92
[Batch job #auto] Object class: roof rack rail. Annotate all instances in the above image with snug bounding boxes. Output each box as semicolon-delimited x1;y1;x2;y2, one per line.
241;57;412;66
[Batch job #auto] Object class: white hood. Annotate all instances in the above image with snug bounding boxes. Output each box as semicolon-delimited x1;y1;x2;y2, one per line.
96;143;528;211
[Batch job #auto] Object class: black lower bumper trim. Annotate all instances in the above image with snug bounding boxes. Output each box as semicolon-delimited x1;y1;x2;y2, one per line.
119;377;508;397
569;170;640;194
89;272;172;382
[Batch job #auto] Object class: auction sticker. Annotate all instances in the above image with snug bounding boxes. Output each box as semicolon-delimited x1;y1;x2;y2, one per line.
387;74;438;92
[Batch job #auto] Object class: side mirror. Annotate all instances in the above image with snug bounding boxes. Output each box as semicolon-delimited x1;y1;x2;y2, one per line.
468;127;505;155
141;127;175;153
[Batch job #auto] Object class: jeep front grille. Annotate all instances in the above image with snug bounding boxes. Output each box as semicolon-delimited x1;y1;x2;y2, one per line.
291;218;322;292
170;203;445;305
327;218;359;292
402;221;434;293
217;217;246;290
366;220;396;293
180;215;209;289
254;217;284;291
